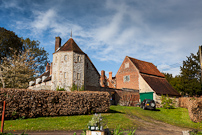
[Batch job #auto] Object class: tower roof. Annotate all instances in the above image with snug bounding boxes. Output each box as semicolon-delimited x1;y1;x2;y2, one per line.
56;38;84;54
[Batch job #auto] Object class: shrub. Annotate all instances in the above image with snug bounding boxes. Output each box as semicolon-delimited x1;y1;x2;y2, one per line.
79;85;85;91
56;86;65;91
161;95;176;109
70;83;78;91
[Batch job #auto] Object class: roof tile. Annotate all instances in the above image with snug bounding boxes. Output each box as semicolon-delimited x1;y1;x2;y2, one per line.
57;38;84;54
128;56;164;77
141;74;180;96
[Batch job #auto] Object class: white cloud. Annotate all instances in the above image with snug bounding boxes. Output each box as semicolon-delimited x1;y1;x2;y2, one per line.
31;9;56;30
1;0;23;10
3;0;202;76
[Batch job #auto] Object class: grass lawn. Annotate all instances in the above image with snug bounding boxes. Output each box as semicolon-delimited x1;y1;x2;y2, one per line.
2;106;201;132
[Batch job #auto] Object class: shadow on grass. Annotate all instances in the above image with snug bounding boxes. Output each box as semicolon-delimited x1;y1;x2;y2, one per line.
106;109;125;114
143;109;160;111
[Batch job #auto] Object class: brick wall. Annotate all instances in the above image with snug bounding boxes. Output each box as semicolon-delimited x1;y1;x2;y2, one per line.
99;87;140;106
116;57;139;90
115;90;140;106
0;88;110;119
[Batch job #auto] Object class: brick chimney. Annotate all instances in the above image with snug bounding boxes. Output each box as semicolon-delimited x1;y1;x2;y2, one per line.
100;70;105;87
55;37;61;52
50;62;52;75
46;63;50;71
109;71;112;80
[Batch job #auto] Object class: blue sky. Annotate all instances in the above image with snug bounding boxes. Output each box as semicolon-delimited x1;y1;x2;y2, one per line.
0;0;202;77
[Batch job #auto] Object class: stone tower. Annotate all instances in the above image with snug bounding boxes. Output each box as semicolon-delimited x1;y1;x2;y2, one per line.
51;37;100;91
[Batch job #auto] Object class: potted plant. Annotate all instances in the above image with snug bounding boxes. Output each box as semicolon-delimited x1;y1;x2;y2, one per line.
87;113;107;131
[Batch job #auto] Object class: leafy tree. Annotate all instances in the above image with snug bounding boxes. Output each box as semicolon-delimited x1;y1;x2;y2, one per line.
163;72;173;83
21;38;49;75
0;49;37;88
0;27;24;62
163;73;183;93
180;51;201;96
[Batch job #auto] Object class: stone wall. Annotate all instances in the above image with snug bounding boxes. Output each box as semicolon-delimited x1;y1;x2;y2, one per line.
155;94;179;108
52;51;73;91
84;56;100;90
0;88;110;119
179;97;202;123
73;52;85;88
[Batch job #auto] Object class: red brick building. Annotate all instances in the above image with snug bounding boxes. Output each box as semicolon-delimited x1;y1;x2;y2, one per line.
102;56;180;104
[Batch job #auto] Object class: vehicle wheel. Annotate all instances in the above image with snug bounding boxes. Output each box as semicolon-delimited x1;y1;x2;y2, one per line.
143;106;146;110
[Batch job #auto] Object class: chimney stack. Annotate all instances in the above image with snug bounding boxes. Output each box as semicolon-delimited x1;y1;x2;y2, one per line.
109;71;112;80
55;37;61;52
100;70;105;87
46;63;50;71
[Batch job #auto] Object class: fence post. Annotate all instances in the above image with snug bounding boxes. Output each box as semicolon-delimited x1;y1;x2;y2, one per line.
1;101;6;133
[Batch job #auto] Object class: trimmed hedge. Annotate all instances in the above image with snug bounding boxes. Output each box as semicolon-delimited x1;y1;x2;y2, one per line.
0;88;110;119
179;97;202;123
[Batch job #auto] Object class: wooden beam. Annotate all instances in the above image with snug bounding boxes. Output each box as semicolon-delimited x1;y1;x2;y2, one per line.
1;101;6;133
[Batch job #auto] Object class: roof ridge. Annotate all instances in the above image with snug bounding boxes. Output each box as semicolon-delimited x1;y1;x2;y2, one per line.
57;38;84;54
127;56;153;64
127;56;165;78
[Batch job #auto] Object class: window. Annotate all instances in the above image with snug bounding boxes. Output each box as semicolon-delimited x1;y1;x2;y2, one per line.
77;56;81;62
64;55;68;61
64;72;67;78
124;75;130;82
125;63;129;68
77;73;80;80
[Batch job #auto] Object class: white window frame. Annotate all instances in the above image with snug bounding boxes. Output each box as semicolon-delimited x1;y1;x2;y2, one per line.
125;63;129;68
64;55;67;61
124;75;130;82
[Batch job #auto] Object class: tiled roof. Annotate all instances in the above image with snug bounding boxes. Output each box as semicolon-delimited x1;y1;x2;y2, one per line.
38;70;50;78
44;76;51;82
57;38;84;54
128;56;165;77
141;74;180;96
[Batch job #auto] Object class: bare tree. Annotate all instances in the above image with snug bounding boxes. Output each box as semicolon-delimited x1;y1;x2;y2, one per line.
0;48;38;88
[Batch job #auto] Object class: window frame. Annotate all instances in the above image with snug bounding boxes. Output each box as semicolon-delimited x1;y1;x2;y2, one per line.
77;73;80;80
77;56;81;62
124;75;130;82
64;55;68;61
